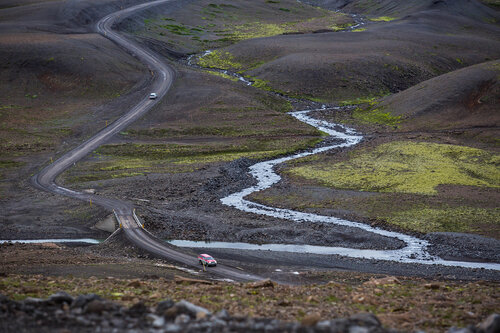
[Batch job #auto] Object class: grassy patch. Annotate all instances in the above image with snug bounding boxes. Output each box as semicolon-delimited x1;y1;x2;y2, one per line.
331;23;355;31
353;106;401;126
370;16;397;22
352;28;367;32
480;0;500;8
206;71;239;82
385;206;500;234
251;78;274;91
339;96;379;106
0;160;24;169
142;0;354;53
65;137;322;183
96;139;322;161
288;141;500;195
197;50;243;70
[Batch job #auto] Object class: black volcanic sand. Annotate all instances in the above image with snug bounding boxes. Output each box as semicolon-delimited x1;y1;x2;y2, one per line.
0;0;499;282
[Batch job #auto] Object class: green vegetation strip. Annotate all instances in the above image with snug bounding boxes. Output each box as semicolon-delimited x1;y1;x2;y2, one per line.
385;206;499;234
369;16;397;22
288;141;500;195
197;51;244;70
66;137;322;183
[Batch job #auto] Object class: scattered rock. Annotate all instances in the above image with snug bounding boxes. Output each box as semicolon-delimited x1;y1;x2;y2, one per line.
174;275;212;285
41;243;60;249
164;323;182;332
245;278;276;289
278;300;292;306
164;306;178;320
478;313;500;333
196;311;208;320
23;297;45;305
48;291;73;304
175;300;211;318
146;313;165;328
0;293;491;332
424;283;441;290
350;313;381;327
363;276;401;286
215;309;230;320
84;300;114;314
127;279;142;288
174;313;190;325
128;301;149;317
302;313;321;326
156;299;175;315
71;294;102;309
349;325;370;333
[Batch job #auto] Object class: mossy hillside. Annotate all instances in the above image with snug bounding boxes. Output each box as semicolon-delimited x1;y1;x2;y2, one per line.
287;141;500;195
227;15;353;41
140;0;354;53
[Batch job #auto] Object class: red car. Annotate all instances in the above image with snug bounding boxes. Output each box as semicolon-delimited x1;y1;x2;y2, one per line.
198;254;217;267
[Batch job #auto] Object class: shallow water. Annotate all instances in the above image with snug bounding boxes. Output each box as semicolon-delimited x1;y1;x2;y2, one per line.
0;239;101;244
218;108;500;271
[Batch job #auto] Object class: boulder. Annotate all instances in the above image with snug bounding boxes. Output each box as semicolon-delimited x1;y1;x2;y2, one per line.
156;299;175;315
478;314;500;333
71;294;102;309
175;300;211;318
350;313;381;327
48;291;73;304
245;279;276;289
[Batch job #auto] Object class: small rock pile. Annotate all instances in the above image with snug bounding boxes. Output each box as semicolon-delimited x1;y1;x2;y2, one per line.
0;292;498;332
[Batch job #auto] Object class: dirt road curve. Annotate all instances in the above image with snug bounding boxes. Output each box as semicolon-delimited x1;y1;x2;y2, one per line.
30;0;260;282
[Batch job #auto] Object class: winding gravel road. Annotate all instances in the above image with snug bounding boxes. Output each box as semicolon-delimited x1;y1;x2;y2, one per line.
31;0;259;282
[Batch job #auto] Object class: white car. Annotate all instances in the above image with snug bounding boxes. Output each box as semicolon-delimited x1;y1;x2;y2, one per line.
149;93;158;99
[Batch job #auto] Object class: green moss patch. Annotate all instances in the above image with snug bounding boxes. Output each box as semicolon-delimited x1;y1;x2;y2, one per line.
0;160;24;169
141;0;354;53
353;106;401;126
65;137;322;183
480;0;500;8
288;141;500;195
385;206;499;234
369;16;397;22
206;71;239;82
197;50;243;70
